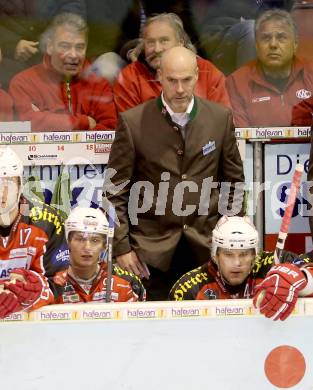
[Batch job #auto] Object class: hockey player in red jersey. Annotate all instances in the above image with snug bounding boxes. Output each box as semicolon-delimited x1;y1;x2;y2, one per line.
169;216;313;320
57;207;146;303
0;146;69;319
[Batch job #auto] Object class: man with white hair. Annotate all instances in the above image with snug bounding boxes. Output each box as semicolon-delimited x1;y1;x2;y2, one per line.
169;216;313;321
57;207;146;303
113;13;230;113
9;12;116;131
0;146;68;318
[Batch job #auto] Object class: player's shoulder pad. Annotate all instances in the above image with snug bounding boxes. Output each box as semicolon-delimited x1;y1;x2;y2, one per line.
168;264;209;301
113;264;142;282
113;264;146;301
23;198;65;236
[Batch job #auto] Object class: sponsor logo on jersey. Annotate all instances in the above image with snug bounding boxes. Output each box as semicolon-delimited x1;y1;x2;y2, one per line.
252;252;274;275
296;89;312;99
30;206;64;234
0;258;28;280
51;245;70;267
172;270;209;300
251;96;271;103
55;248;70;262
9;248;28;258
202;288;218;300
92;291;107;301
94;291;119;302
62;293;80;303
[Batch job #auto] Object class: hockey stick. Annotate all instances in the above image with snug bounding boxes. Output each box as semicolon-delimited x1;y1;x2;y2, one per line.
105;205;115;303
255;163;303;307
273;163;303;265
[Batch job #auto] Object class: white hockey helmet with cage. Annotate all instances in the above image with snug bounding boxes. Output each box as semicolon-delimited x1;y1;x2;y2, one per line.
65;207;109;241
211;216;259;258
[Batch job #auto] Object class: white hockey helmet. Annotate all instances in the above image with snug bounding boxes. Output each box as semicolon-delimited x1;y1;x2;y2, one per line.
0;146;23;181
211;216;258;258
65;207;109;241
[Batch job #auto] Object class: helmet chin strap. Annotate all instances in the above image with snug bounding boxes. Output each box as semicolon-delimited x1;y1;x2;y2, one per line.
215;261;229;287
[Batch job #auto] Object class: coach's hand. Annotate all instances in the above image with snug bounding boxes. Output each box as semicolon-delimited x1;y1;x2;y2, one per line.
253;264;307;321
116;251;150;279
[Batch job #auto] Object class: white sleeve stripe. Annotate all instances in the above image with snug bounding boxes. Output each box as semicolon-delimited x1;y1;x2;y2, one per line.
299;268;313;296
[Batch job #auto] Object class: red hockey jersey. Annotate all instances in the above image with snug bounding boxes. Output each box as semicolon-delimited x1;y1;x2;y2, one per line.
57;263;146;303
0;197;69;311
169;251;313;300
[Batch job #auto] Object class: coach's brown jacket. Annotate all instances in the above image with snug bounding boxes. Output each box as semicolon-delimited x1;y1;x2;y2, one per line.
103;96;244;272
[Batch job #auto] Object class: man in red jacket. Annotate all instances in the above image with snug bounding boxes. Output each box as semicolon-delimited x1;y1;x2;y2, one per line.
9;12;116;132
113;13;230;113
0;87;13;121
0;49;13;120
226;9;313;127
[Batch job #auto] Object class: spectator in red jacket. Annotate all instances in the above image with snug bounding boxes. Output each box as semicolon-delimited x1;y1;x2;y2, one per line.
0;0;86;89
0;48;13;120
0;87;13;121
226;9;313;127
9;12;116;132
291;94;313;125
113;12;230;113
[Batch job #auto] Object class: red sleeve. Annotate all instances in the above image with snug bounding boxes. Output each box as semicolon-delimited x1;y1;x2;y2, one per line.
226;74;250;127
291;97;313;126
0;89;13;120
86;76;117;130
113;65;142;113
9;75;90;132
201;61;231;108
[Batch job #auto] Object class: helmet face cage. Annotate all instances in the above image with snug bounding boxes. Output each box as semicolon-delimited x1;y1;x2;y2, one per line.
211;216;259;259
65;207;109;242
